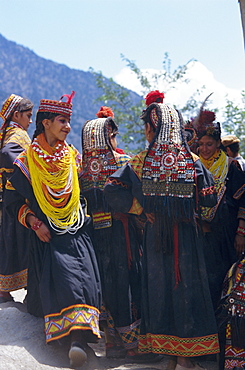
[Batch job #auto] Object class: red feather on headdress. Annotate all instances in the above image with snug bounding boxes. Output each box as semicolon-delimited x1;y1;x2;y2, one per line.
96;106;114;118
192;92;213;130
60;91;75;104
192;93;221;138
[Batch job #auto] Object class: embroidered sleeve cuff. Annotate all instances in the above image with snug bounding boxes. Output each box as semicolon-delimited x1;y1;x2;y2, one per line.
234;184;245;200
18;204;35;228
237;207;245;220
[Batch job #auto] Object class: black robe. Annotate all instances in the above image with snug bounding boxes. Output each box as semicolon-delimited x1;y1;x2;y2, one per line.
104;152;220;357
0;136;31;292
5;152;102;344
202;161;245;309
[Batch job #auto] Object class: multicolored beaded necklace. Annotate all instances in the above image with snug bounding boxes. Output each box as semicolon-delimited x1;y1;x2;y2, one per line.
27;133;83;234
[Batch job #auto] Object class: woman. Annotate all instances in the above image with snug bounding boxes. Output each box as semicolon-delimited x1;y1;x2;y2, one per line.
190;108;245;310
217;253;245;369
0;94;33;302
80;106;142;359
5;93;101;368
104;100;219;369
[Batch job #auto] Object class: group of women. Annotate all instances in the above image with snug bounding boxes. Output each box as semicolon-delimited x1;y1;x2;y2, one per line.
0;90;244;370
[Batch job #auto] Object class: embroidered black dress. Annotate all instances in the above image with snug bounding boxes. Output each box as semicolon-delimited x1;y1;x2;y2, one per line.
104;150;220;357
201;160;245;310
5;148;102;343
80;116;142;350
0;124;31;292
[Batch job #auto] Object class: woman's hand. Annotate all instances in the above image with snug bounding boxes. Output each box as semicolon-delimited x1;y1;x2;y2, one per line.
234;234;245;255
34;223;51;243
235;219;245;255
27;214;51;243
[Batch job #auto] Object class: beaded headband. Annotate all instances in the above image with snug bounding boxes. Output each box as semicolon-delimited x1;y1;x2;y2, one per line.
0;94;23;121
38;91;75;119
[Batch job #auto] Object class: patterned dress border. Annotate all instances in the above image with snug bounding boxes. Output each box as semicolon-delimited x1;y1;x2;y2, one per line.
0;268;27;291
44;304;101;343
138;333;220;357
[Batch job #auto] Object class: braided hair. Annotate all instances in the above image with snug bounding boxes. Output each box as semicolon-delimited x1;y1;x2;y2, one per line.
32;112;59;141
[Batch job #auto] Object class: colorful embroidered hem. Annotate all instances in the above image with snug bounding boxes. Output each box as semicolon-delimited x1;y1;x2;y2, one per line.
116;319;141;350
138;333;219;356
100;306;140;349
0;268;27;291
224;322;245;368
44;304;101;343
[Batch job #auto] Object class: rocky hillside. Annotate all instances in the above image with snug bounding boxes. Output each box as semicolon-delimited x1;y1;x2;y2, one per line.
0;34;140;151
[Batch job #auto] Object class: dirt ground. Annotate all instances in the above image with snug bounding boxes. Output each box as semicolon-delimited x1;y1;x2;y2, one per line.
0;289;219;370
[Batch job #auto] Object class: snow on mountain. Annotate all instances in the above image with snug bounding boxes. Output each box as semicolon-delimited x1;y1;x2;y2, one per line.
114;60;243;121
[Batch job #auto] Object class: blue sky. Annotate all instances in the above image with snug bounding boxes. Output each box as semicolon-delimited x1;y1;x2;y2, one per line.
0;0;244;90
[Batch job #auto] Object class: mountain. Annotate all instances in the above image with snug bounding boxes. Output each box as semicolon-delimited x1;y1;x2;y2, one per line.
1;33;243;151
0;34;140;151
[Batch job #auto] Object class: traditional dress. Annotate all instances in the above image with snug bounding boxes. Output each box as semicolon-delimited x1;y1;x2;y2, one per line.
199;149;245;309
217;255;245;369
0;120;31;292
104;103;220;358
5;129;101;343
80;116;142;351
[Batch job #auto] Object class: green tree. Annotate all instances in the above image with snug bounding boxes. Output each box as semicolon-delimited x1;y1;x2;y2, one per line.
89;67;145;153
91;53;196;153
222;91;245;155
91;55;245;155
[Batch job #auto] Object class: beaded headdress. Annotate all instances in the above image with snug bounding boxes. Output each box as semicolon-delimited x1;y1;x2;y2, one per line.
0;94;23;121
184;121;199;155
38;91;75;119
141;103;195;221
80;110;118;213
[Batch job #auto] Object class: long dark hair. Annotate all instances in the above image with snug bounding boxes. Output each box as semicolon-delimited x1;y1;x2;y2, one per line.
0;98;34;149
32;112;59;141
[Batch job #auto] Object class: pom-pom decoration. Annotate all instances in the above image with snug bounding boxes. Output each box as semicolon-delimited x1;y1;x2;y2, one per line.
96;106;114;118
145;90;165;106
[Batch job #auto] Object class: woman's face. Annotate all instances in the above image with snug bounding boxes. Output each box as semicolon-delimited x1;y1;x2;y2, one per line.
13;110;33;131
145;122;155;143
198;135;221;160
110;133;117;151
43;115;70;146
